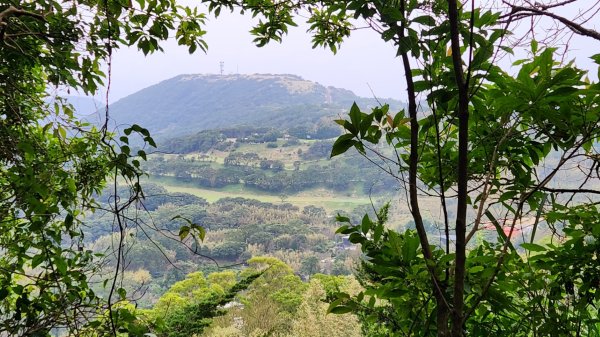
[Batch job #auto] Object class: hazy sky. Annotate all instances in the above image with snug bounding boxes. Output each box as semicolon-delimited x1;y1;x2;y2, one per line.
108;11;405;102
105;3;600;103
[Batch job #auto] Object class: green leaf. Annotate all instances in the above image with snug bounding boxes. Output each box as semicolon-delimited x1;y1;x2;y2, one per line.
336;214;350;223
499;190;519;202
55;256;67;275
412;15;436;26
393;112;409;128
531;39;538;54
438;253;455;266
361;214;370;234
368;296;376;307
413;80;431;92
145;136;157;148
171;215;206;241
336;225;354;234
348;233;363;244
330;134;356;157
373;224;383;243
64;213;74;230
31;254;45;269
121;145;130;155
329;305;353;314
0;288;8;301
327;298;354;314
402;231;420;262
349;102;362;128
117;287;127;300
520;243;546;252
178;225;190;240
191;224;206;241
530;194;547;244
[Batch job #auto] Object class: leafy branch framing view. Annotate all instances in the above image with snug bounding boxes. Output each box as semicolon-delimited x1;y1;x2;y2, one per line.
2;0;600;336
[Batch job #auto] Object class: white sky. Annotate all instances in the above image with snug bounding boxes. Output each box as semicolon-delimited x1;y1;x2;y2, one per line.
105;2;600;103
108;11;404;102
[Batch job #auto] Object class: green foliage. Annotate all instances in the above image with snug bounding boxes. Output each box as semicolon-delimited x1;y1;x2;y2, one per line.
199;0;600;335
290;277;362;337
156;272;261;337
330;206;600;336
0;0;207;334
242;256;308;312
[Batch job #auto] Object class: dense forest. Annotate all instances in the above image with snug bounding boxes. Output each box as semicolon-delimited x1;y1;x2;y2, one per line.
2;0;600;337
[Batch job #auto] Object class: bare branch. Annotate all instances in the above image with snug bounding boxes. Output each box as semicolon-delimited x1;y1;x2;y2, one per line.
541;187;600;195
504;1;600;41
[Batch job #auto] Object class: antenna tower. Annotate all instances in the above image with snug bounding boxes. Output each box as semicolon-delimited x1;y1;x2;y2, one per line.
219;61;224;75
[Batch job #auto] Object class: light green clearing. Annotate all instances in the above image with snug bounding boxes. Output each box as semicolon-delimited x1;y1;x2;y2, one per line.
147;177;371;211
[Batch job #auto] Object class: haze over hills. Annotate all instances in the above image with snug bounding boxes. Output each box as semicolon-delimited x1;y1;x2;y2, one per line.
107;73;405;139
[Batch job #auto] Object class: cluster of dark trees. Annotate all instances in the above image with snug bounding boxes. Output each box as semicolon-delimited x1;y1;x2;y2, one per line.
299;140;333;160
148;163;354;192
223;152;285;171
145;146;397;194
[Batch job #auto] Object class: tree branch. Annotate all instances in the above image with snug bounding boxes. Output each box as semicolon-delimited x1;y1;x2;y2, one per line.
0;6;45;22
0;5;46;41
540;187;600;194
505;2;600;41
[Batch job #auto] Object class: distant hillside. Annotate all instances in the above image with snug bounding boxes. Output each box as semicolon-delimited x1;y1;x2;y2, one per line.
107;73;405;139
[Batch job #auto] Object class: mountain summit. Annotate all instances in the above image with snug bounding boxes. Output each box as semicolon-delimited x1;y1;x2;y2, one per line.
108;73;402;138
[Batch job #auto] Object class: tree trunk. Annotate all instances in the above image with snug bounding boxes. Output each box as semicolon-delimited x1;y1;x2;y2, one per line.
447;0;471;336
437;304;450;337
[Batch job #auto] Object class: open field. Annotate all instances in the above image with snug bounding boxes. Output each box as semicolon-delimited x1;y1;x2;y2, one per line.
147;176;375;211
144;174;447;223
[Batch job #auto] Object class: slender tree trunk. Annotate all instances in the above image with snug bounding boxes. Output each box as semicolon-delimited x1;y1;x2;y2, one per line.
447;0;470;336
395;1;450;334
404;55;450;337
403;48;450;335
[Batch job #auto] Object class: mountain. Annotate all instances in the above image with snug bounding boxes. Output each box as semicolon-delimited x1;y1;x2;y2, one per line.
107;73;405;139
66;96;103;117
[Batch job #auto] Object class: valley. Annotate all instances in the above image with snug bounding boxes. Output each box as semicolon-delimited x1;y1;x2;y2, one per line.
77;74;559;336
4;2;600;335
78;75;414;321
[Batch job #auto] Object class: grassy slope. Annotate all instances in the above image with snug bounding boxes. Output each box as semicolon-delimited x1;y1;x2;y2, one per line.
186;140;317;168
147;139;447;218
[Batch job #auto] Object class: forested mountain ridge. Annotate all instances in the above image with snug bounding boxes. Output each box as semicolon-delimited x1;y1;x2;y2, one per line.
107;73;404;138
